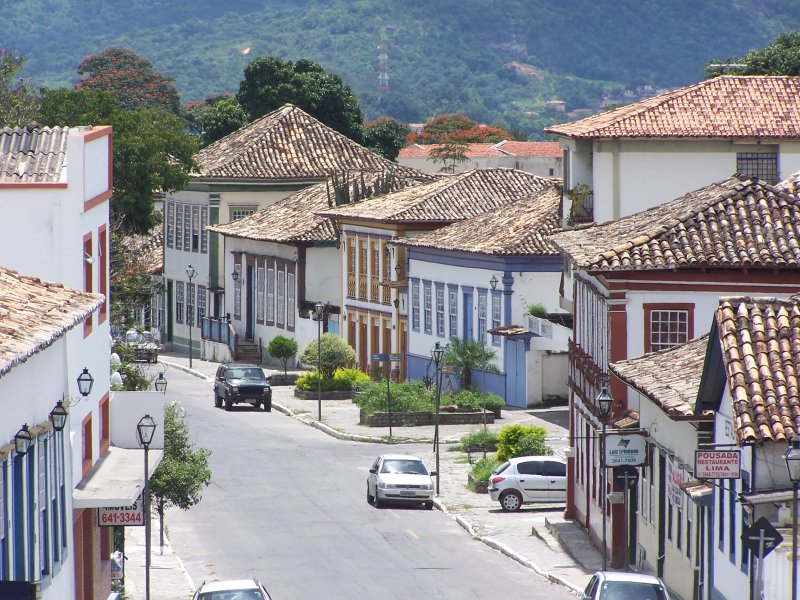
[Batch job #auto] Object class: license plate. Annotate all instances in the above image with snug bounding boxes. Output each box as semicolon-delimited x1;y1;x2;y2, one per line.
399;491;415;496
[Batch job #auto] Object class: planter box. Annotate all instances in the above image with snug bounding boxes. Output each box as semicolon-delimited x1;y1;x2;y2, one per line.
468;473;489;494
269;373;300;387
359;409;495;427
293;388;355;400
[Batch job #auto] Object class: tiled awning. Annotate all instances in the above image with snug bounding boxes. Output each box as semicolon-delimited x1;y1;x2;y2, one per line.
73;446;163;508
487;325;537;339
740;488;795;506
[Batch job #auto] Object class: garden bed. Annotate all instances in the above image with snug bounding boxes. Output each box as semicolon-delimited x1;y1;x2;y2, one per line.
359;409;495;427
269;373;300;386
467;473;489;494
293;388;355;400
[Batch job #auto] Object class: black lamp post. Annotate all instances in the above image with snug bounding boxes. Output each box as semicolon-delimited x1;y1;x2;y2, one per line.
314;301;325;422
50;401;68;432
431;341;444;495
136;415;157;600
186;264;197;369
489;275;498;291
596;386;613;570
154;372;168;393
785;435;800;600
15;425;32;456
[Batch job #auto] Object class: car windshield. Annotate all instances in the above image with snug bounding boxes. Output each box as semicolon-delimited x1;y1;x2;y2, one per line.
381;459;428;475
600;581;667;600
227;368;265;381
198;591;264;600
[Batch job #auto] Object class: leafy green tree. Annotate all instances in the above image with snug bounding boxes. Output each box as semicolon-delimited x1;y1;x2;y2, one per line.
442;338;499;389
268;335;298;375
182;94;248;147
76;47;181;113
299;333;355;379
38;87;198;235
237;56;364;142
706;31;800;77
0;50;40;127
429;139;470;173
496;424;552;461
149;401;212;548
361;117;409;160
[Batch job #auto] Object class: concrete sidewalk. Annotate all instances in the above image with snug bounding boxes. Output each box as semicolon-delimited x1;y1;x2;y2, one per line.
121;352;600;598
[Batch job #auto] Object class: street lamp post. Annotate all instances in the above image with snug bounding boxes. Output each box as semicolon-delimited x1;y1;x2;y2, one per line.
596;386;613;571
136;415;157;600
186;265;197;369
431;341;444;496
314;301;324;422
153;372;168;393
785;435;800;600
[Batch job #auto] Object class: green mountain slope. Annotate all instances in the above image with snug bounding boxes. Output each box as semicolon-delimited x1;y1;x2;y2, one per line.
4;0;800;138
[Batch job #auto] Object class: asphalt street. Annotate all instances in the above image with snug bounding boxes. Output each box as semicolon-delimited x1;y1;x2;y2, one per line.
158;365;575;599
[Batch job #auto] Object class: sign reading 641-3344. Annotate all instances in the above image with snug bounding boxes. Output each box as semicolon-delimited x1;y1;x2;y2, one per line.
97;495;144;527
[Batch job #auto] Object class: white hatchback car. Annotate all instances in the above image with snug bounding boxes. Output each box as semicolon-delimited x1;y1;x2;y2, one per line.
488;455;567;511
580;571;670;600
193;578;271;600
367;454;435;509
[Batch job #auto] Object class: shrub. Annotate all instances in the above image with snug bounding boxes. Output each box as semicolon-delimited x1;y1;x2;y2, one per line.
299;334;355;379
295;368;368;392
527;303;547;316
460;428;499;450
354;380;433;415
268;335;298;375
496;424;551;461
334;368;370;389
444;388;504;411
468;457;501;491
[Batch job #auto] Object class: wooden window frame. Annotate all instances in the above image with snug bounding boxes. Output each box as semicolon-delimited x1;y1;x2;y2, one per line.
644;303;693;354
81;414;93;478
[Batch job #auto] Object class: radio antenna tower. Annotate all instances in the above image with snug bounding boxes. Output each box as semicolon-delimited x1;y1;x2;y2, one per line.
377;41;389;96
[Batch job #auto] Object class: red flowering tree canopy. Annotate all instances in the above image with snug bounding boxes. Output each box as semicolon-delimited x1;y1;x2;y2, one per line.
410;114;513;145
76;47;181;114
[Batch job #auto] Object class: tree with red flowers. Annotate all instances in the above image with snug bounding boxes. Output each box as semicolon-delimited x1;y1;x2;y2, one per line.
76;47;181;114
411;114;515;145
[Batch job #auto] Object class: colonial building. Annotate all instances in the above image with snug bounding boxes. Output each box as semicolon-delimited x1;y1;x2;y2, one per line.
396;183;570;406
162;104;417;359
321;168;553;378
549;175;800;568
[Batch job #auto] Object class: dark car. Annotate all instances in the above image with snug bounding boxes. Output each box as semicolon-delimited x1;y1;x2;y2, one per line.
213;364;272;411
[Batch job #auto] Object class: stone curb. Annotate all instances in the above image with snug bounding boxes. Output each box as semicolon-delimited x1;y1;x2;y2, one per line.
158;358;581;596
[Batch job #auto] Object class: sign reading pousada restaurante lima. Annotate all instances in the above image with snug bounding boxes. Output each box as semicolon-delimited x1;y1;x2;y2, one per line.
604;432;647;467
694;450;741;479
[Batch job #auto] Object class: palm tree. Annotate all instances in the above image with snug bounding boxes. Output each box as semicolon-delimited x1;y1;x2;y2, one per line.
442;338;499;389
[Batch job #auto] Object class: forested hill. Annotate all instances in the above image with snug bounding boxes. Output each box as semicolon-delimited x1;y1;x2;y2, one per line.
4;0;800;138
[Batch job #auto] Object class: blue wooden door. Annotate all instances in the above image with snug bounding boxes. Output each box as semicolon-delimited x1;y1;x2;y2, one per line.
505;339;527;407
463;293;473;341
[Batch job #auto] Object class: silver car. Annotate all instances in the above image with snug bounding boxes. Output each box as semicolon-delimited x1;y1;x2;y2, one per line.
367;454;435;510
193;578;271;600
488;455;567;511
581;571;670;600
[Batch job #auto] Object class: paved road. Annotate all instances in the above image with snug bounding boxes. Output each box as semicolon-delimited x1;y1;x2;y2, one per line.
158;366;574;600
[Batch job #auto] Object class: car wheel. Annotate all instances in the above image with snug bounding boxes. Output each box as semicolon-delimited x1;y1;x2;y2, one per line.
424;501;434;510
499;490;523;512
367;484;374;504
225;396;233;411
214;393;222;408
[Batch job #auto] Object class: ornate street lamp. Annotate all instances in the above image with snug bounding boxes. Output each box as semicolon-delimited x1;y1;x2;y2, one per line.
77;367;94;398
186;265;197;369
314;301;325;422
15;425;32;456
154;372;168;393
50;401;68;432
431;341;444;495
137;415;157;600
489;275;499;290
597;385;613;571
785;435;800;600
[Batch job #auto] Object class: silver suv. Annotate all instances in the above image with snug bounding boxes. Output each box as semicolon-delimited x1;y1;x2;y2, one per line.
488;456;567;511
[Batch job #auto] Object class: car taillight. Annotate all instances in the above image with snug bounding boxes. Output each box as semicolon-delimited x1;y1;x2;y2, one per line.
490;476;505;485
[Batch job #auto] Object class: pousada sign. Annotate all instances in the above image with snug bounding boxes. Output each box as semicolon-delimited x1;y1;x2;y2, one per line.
694;450;741;479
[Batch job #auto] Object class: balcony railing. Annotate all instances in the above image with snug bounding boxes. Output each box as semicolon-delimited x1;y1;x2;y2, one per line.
201;316;238;357
568;339;604;406
382;281;391;304
568;186;594;225
347;272;356;298
370;277;380;302
358;274;368;300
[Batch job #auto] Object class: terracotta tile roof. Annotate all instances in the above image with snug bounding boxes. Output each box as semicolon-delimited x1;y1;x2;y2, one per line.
0;266;104;377
715;295;800;443
397;184;561;255
550;176;800;271
399;141;563;159
126;230;163;275
545;76;800;140
321;168;554;224
778;170;800;196
208;171;426;244
0;126;69;183
611;335;709;418
194;104;420;182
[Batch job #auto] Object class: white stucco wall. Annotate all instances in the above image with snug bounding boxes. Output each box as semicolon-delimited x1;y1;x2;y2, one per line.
398;154;562;178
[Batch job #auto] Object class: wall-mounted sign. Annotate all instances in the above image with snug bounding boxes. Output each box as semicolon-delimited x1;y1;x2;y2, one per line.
604;432;647;467
666;456;684;509
695;450;741;479
98;495;144;527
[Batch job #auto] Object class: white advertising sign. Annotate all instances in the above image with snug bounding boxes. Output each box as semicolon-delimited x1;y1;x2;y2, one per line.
695;450;741;479
666;457;684;509
604;433;647;466
98;494;144;527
